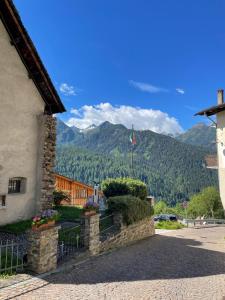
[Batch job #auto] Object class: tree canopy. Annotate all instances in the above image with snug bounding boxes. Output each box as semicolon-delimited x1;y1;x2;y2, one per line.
187;187;224;218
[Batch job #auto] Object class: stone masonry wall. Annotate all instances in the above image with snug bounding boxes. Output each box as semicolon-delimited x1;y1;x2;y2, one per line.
36;114;56;213
27;226;60;274
100;216;155;253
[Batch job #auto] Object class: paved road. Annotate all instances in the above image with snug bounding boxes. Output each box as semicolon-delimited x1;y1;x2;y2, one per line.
2;227;225;300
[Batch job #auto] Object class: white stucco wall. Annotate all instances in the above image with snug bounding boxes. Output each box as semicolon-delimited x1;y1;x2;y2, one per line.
216;110;225;210
0;20;45;225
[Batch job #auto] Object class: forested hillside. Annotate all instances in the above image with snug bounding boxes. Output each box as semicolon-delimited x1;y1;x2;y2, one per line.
55;120;217;205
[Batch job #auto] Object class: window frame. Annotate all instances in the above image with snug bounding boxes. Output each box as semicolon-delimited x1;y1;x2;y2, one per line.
8;177;27;194
0;195;6;209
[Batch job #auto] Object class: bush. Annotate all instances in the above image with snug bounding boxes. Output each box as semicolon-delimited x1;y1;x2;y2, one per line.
107;195;153;225
102;178;148;200
155;221;185;230
154;201;186;218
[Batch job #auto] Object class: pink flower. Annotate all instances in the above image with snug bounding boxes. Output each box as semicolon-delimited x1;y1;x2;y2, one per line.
33;216;41;222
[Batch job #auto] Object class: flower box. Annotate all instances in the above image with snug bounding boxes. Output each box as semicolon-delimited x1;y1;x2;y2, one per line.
32;220;55;231
83;201;99;216
31;209;59;231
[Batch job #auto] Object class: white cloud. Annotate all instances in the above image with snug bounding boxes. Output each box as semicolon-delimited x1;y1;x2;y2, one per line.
66;102;184;135
129;80;168;93
59;83;77;96
185;105;198;111
176;88;185;95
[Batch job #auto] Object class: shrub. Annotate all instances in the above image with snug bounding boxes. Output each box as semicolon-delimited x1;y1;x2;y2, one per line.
107;195;153;225
102;178;148;200
155;221;185;230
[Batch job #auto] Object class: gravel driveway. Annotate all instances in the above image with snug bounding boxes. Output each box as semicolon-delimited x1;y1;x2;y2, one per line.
1;227;225;300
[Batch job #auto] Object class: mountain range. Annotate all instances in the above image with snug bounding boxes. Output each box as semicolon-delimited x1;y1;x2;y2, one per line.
176;123;216;152
55;120;217;205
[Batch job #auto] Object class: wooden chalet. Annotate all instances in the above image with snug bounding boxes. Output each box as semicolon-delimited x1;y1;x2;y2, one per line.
55;174;99;206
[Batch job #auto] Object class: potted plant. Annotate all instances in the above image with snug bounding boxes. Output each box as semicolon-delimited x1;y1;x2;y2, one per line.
53;189;71;206
83;201;99;216
32;209;60;231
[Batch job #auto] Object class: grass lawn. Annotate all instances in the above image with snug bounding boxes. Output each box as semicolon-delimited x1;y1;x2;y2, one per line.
55;205;83;222
0;220;32;235
155;220;185;230
58;226;81;245
0;273;14;279
0;206;83;234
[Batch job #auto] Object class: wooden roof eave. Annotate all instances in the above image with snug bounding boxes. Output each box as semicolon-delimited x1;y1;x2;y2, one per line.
54;173;94;190
195;103;225;117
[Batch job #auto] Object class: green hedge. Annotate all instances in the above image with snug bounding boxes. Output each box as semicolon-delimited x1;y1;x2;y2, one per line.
107;195;153;225
102;178;148;200
155;221;185;230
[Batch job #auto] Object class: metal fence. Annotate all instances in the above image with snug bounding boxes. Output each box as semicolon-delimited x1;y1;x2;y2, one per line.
186;219;225;227
0;240;27;274
99;214;117;241
58;225;85;261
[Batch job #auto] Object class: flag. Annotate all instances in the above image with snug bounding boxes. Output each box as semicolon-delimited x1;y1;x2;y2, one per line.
129;126;137;145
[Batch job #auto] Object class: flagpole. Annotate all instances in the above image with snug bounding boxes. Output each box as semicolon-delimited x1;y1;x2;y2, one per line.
131;145;133;176
131;124;134;177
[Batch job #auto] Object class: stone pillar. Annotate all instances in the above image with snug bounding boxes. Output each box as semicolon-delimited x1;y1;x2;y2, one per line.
27;226;60;274
113;213;124;230
36;114;56;213
80;214;100;255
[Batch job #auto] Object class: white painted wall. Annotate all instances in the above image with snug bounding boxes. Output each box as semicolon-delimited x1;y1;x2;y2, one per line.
216;110;225;210
0;20;45;225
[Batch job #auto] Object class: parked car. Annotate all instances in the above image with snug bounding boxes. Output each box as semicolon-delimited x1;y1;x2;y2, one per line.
154;214;178;222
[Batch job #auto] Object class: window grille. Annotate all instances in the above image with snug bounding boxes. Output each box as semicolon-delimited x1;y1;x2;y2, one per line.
8;178;26;194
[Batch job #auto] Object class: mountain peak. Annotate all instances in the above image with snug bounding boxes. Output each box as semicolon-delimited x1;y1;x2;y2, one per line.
176;122;216;151
99;121;128;130
99;121;112;127
80;124;97;133
192;122;208;129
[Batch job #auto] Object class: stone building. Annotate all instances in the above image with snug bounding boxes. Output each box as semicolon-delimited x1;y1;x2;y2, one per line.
195;90;225;210
0;0;65;225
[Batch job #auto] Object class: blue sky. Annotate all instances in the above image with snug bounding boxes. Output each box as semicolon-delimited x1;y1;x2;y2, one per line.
14;0;225;134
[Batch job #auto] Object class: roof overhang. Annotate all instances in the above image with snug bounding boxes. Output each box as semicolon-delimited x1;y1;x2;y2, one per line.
54;173;95;190
0;0;66;114
195;103;225;117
